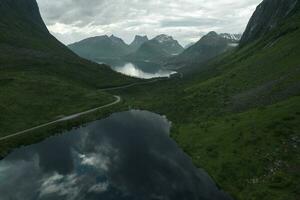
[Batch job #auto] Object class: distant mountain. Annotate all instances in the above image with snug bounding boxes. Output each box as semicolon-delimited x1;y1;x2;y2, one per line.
129;35;149;52
153;35;184;55
126;34;184;63
68;35;130;61
184;42;196;49
240;0;299;46
165;31;240;69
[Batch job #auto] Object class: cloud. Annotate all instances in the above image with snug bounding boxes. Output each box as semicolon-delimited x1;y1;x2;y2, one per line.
88;182;109;194
0;110;232;200
36;0;262;45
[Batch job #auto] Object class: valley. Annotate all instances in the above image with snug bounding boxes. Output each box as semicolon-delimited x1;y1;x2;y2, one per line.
0;0;299;200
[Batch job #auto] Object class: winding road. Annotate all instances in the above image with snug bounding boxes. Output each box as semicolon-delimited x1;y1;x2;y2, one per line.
0;77;168;141
0;96;121;141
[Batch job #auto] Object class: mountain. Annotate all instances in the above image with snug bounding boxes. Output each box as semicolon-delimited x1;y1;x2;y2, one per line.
68;35;130;61
184;42;196;49
126;34;184;63
153;34;184;55
120;0;300;199
129;35;148;52
165;32;240;69
240;0;299;46
0;0;134;138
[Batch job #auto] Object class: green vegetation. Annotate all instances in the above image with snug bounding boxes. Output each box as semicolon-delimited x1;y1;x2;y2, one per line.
0;0;136;137
0;0;299;200
113;7;300;200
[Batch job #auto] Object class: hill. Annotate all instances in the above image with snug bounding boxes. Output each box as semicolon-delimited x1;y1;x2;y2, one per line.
0;0;134;137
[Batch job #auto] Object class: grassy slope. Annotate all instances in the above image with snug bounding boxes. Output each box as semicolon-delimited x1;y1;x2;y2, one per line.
0;0;136;136
115;10;300;200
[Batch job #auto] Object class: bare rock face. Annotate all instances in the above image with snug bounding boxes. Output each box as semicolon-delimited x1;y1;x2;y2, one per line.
240;0;299;46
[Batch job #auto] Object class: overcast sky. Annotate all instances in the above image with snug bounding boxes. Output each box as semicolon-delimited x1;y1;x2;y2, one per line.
36;0;262;46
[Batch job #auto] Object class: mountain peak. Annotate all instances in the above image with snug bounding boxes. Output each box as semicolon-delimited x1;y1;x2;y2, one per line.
206;31;218;37
153;34;174;43
129;35;149;52
134;35;148;40
108;35;127;45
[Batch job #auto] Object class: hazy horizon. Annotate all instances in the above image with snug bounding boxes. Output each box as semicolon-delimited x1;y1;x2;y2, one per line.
36;0;262;46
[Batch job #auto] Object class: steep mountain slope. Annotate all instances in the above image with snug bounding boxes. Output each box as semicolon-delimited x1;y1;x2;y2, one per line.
116;0;300;199
68;35;130;61
0;0;134;136
184;42;196;49
165;32;240;69
129;35;148;52
126;34;184;63
240;0;298;46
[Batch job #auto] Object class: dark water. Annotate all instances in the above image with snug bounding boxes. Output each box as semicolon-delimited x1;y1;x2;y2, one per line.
98;59;176;79
0;110;231;200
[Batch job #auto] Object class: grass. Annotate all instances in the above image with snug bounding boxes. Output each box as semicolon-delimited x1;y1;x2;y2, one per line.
0;0;137;137
111;10;300;200
173;96;300;200
0;1;299;200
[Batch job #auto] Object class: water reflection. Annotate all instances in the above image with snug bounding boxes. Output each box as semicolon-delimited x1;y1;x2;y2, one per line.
98;59;176;79
112;62;176;79
0;110;231;200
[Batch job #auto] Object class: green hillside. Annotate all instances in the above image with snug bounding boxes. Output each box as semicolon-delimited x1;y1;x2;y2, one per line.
0;0;135;136
0;0;299;199
114;2;300;199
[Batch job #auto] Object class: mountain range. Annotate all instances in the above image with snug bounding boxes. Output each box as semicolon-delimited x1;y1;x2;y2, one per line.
69;34;184;63
69;32;241;66
125;34;184;63
0;0;299;199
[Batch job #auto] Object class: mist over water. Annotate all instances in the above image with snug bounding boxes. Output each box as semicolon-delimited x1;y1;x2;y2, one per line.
113;62;176;79
98;59;176;79
0;110;232;200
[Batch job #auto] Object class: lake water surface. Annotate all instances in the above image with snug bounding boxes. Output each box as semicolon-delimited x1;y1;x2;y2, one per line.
99;60;176;79
0;110;231;200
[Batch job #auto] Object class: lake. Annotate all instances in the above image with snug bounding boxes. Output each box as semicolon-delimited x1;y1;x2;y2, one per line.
98;59;176;79
0;110;232;200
